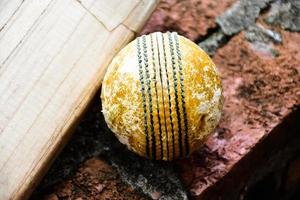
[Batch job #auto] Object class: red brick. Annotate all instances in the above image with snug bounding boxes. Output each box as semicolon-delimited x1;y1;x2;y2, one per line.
178;29;300;199
44;158;147;200
141;0;236;41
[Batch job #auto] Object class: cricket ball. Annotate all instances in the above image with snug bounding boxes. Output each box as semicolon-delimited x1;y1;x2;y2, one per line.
101;32;223;160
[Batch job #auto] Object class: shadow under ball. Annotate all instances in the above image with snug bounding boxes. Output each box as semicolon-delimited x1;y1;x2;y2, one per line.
101;32;223;161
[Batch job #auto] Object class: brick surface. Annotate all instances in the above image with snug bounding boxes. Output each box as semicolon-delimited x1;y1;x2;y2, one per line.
179;29;300;199
141;0;236;41
33;0;300;199
42;158;148;200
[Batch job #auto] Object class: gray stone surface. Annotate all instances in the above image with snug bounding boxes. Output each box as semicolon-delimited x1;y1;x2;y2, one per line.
266;0;300;31
111;157;187;200
199;0;287;56
245;24;282;44
249;41;280;58
216;0;273;36
199;30;228;56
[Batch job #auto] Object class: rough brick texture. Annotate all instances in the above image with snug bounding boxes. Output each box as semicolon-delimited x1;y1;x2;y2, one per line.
181;29;300;199
32;0;300;199
141;0;235;41
43;158;148;200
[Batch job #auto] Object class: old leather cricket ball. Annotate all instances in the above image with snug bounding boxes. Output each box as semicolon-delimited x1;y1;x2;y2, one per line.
101;32;223;160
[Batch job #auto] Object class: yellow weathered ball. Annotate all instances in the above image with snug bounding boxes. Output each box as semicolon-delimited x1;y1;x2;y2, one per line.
101;32;223;160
